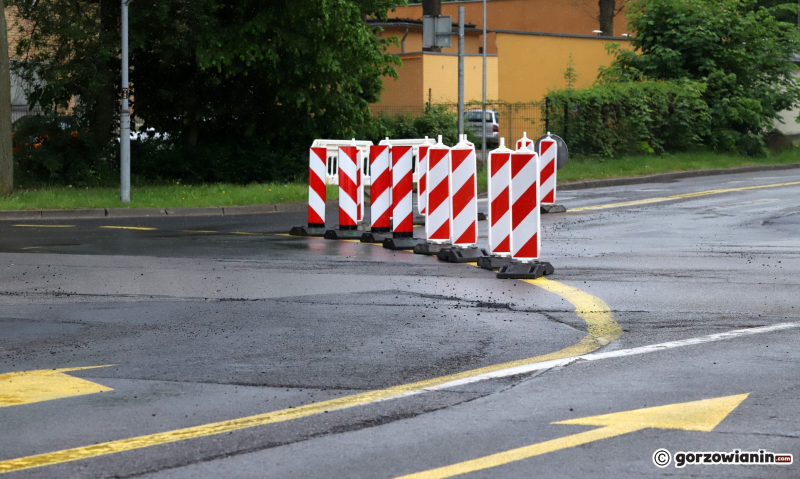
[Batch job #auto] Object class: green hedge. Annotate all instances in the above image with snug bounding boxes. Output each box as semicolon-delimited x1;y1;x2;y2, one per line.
545;80;711;157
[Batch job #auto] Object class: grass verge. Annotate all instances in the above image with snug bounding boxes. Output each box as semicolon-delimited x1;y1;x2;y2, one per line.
0;183;339;211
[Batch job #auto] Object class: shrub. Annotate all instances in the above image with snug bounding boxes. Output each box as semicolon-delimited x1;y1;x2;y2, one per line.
545;80;711;157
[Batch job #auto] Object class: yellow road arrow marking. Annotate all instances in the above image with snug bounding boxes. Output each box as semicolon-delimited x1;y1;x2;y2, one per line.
396;393;749;479
0;366;113;408
569;180;800;212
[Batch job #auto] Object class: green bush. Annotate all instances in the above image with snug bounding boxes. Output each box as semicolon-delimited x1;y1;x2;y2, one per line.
13;115;118;187
545;80;711;157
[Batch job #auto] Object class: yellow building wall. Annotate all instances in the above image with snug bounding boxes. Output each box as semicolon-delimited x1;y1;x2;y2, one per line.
496;33;631;102
379;54;425;106
422;55;498;103
388;0;631;51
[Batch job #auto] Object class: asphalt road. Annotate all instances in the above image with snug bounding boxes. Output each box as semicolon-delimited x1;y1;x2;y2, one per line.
0;168;798;478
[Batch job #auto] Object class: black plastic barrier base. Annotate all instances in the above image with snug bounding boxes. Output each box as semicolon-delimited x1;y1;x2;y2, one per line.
437;246;490;263
413;215;426;226
383;237;427;250
360;232;390;243
289;226;328;237
477;255;515;270
478;212;487;221
496;261;555;279
324;229;362;240
413;243;449;255
541;204;568;214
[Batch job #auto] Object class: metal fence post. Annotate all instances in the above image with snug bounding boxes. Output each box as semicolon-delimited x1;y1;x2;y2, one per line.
544;97;550;134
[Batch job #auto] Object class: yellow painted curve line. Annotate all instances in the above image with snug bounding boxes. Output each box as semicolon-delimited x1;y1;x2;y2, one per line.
569;180;800;212
0;278;619;475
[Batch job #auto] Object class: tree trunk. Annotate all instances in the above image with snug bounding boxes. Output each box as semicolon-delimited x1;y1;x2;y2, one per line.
422;0;441;52
599;0;616;36
0;0;13;194
90;0;120;147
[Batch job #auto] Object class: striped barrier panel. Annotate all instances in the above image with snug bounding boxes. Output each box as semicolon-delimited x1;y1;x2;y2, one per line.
516;131;533;151
391;146;414;238
425;137;451;243
487;139;513;256
308;147;328;228
369;145;391;233
418;144;430;216
538;134;557;205
337;145;360;230
509;146;540;261
449;142;478;246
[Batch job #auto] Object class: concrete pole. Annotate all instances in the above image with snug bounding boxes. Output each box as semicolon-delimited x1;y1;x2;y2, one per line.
120;0;131;203
481;0;487;161
457;6;464;138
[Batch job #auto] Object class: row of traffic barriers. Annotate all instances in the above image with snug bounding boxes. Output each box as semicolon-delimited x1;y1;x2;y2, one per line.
290;133;568;279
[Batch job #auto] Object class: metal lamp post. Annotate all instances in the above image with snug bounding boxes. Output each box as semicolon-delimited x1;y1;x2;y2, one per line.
481;0;487;162
120;0;131;203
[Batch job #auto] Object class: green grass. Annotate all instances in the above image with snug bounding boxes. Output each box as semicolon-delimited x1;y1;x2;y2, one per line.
0;183;339;210
3;148;798;210
476;148;800;191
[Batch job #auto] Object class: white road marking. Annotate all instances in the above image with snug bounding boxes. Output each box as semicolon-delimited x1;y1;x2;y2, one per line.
419;321;800;392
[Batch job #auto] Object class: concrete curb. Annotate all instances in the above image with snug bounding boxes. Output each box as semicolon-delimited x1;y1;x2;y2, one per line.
2;163;798;220
558;162;800;191
0;201;309;221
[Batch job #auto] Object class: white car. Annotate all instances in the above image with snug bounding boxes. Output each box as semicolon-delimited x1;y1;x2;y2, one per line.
464;109;499;146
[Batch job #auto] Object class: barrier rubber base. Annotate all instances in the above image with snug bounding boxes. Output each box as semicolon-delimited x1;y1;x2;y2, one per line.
437;246;490;263
478;212;487;221
541;204;568;214
413;243;449;255
324;229;363;240
289;226;327;237
477;255;515;270
413;215;426;226
496;261;555;279
360;232;389;243
383;237;427;250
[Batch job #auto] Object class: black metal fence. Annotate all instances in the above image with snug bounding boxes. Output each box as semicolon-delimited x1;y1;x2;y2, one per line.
370;101;546;144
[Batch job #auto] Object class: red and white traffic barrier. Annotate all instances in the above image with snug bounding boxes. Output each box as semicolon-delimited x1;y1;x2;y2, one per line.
337;141;361;230
357;151;364;222
487;138;513;256
509;145;540;261
418;140;431;216
516;131;533;151
538;133;557;205
391;145;414;237
425;136;451;243
369;144;391;232
449;137;478;246
308;147;328;228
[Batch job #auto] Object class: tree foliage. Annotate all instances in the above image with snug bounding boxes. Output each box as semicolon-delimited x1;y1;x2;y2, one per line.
601;0;800;154
9;0;402;183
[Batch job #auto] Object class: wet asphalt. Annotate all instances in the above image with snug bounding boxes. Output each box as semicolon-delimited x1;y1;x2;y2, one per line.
0;168;799;478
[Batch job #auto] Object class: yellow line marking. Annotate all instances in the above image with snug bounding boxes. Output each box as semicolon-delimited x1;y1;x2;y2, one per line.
231;231;263;236
99;226;157;231
0;366;113;408
181;230;218;233
13;224;75;228
570;180;800;212
395;394;749;479
0;278;618;474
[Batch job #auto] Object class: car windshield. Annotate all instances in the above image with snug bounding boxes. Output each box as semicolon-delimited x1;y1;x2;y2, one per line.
465;111;492;122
